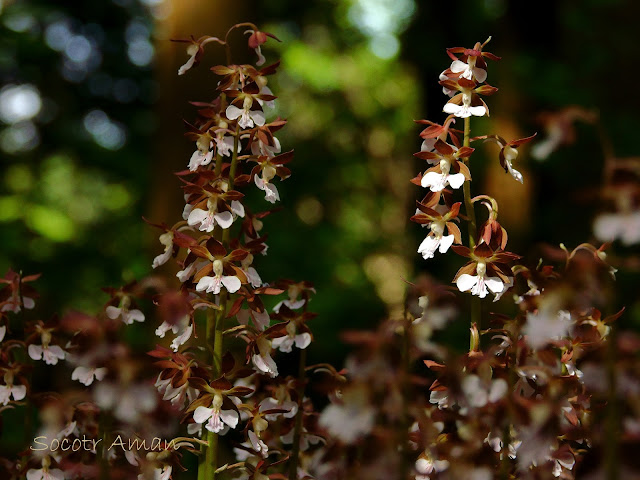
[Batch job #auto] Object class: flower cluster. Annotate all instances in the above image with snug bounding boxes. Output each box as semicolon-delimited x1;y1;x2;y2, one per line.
3;24;639;480
147;24;331;480
314;39;640;480
0;23;334;480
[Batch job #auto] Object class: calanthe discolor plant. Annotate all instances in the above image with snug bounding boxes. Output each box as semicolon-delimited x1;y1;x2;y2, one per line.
1;25;640;480
148;23;332;480
314;39;639;480
0;23;333;480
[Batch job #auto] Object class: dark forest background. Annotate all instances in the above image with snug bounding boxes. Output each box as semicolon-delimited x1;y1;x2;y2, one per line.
1;0;639;368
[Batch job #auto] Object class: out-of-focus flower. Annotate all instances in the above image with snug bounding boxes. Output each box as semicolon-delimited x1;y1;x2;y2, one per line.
523;308;573;350
0;377;27;405
415;451;450;480
593;211;640;246
105;290;145;325
245;29;280;66
479;133;537;184
71;366;107;386
272;322;312;353
173;35;223;76
461;374;508;408
319;386;375;443
28;343;66;365
26;467;65;480
530;106;597;160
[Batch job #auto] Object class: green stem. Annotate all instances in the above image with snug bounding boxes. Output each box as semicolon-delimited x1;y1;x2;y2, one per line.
202;292;228;479
212;292;227;376
461;117;476;247
98;412;110;480
461;116;481;338
200;127;241;478
198;307;217;480
222;126;241;245
288;348;307;480
227;127;240;191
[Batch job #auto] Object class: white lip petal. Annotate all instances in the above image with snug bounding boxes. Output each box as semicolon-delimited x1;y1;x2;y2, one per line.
472;282;489;298
220;409;239;429
26;470;45;480
508;164;524;183
272;336;293;353
178;54;196;76
474;67;487;83
127;309;145;323
251;109;266;126
439;234;455;253
195;276;214;292
456;274;478;292
28;344;43;360
11;384;26;401
264;182;280;203
484;277;505;294
421;171;445;191
469;105;487;117
246;266;262;288
443;103;461;115
221;275;241;293
253;353;278;377
295;333;312;349
171;323;193;351
23;297;35;309
72;366;90;384
193;406;214;424
152;248;172;269
105;305;121;319
450;60;467;73
182;203;193;221
447;173;466;189
94;368;107;382
187;208;208;227
225;104;243;121
417;235;440;259
214;211;234;229
160;466;172;480
230;200;245;217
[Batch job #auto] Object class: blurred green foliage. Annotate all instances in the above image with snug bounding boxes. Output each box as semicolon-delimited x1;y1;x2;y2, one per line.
0;0;156;313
